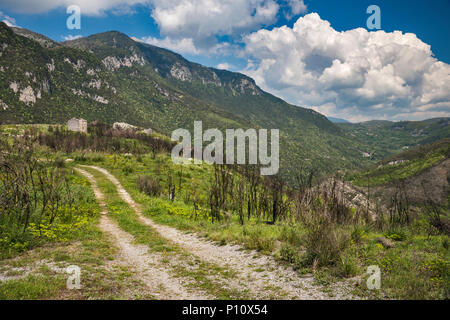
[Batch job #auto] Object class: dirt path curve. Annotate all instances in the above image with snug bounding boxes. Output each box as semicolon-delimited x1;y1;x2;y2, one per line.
82;165;356;300
74;167;211;300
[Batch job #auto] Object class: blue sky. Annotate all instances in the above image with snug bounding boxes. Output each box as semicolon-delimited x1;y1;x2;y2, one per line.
0;0;449;121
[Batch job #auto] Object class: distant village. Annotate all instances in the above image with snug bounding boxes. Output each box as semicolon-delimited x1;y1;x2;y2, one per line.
67;118;153;135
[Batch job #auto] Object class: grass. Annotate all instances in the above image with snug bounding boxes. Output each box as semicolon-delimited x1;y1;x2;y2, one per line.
1;133;448;300
0;274;64;300
78;154;297;255
0;171;153;300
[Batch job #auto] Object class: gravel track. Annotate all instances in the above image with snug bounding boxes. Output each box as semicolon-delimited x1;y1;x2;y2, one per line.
75;167;211;300
81;165;356;300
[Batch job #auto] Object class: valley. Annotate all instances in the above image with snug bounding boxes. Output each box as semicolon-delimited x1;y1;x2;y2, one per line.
0;122;448;300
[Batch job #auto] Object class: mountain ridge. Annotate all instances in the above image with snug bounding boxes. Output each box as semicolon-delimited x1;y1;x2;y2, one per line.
1;23;447;181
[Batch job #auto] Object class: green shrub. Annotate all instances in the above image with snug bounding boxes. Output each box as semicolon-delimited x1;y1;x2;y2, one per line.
302;215;349;267
280;243;301;265
339;253;359;278
54;158;66;168
89;155;105;162
137;175;161;197
122;165;134;175
442;238;449;250
74;154;87;162
280;224;304;247
351;226;366;244
385;228;407;241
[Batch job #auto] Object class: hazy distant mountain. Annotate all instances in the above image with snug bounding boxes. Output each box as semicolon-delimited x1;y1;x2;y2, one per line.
327;116;350;123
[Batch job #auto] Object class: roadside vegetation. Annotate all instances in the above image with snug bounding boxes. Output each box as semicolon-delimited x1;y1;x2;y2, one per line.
92;152;449;299
0;123;448;300
0;128;156;299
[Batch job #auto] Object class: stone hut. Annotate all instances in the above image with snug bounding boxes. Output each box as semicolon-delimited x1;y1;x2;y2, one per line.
67;118;87;133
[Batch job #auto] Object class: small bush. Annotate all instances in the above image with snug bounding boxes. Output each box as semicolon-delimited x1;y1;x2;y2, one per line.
280;224;304;247
442;238;449;250
251;236;275;253
280;243;301;265
122;165;134;175
54;158;66;168
137;175;161;197
74;154;87;162
423;203;450;236
339;253;359;278
385;228;407;241
302;215;349;267
351;226;366;244
89;155;105;163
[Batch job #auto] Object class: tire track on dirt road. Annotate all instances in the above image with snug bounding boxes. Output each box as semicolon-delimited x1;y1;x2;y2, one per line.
74;167;211;300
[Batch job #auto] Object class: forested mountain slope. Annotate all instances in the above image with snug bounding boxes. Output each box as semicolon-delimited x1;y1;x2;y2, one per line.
3;22;445;180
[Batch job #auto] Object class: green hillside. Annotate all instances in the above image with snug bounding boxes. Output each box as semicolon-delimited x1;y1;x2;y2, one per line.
1;23;449;181
0;23;375;181
338;118;450;161
348;138;450;187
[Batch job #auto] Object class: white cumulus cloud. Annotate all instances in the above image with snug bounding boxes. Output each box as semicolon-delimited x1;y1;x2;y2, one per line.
0;11;18;27
287;0;307;15
145;0;281;53
1;0;305;57
137;36;200;55
134;35;240;57
150;0;279;39
63;34;83;41
216;62;234;70
242;13;450;121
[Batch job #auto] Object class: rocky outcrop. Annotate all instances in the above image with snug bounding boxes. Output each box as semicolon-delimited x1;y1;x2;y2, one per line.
102;54;146;71
113;122;137;131
71;88;85;96
70;88;108;104
0;99;8;110
9;81;19;93
92;95;108;104
236;78;260;96
199;71;222;86
64;58;85;71
19;86;37;105
85;79;102;89
170;63;192;81
46;59;55;72
42;79;50;93
153;82;169;97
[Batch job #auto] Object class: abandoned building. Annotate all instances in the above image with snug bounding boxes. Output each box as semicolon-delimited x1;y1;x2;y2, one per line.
67;118;88;133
